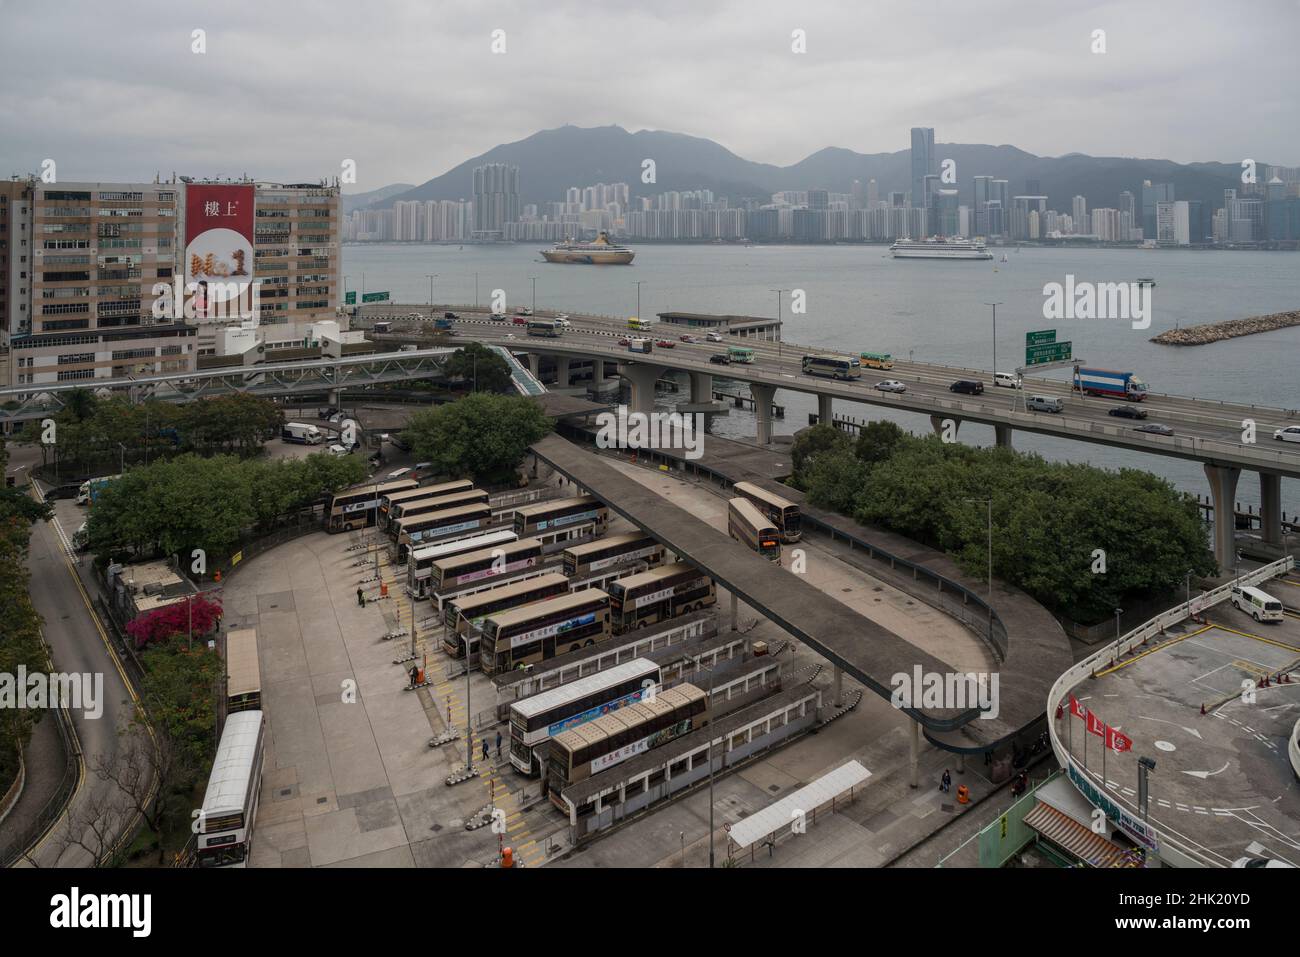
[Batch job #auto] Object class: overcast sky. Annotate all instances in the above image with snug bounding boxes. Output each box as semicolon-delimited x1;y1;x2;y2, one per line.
2;0;1296;192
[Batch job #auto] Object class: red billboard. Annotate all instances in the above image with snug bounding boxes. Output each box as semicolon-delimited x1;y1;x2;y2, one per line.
185;184;255;320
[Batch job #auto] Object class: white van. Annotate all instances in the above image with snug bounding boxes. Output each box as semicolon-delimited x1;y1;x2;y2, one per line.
994;372;1022;389
1230;585;1284;623
1026;394;1064;413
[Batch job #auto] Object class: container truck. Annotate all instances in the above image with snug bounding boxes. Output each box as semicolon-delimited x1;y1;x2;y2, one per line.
282;422;324;445
1073;368;1149;402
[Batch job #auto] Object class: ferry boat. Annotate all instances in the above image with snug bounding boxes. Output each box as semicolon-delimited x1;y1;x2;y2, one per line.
890;237;993;260
540;231;635;265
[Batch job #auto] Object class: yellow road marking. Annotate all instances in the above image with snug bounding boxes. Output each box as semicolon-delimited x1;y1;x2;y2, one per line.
1092;624;1214;676
1205;619;1300;654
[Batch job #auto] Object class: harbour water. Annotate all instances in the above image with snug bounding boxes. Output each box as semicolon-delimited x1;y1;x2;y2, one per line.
344;243;1300;510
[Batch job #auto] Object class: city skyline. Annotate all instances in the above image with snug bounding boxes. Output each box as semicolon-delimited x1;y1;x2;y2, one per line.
2;1;1298;191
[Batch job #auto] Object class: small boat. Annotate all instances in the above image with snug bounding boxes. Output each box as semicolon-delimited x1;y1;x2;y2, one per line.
1000;254;1008;263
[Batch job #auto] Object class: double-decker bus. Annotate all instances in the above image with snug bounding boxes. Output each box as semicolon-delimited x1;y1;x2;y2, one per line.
387;488;489;534
509;657;661;776
441;572;571;659
607;563;716;634
407;529;518;600
727;345;755;364
728;497;782;562
547;684;708;799
479;590;612;675
431;537;544;593
513;496;608;551
225;628;261;714
731;481;801;544
526;319;563;338
326;478;419;532
858;351;894;370
394;503;494;563
561;532;666;578
197;710;265;868
379;481;476;529
801;354;862;380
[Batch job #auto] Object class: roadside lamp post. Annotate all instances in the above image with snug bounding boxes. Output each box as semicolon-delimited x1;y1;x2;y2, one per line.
633;280;643;321
474;273;479;310
983;301;1003;376
118;442;126;473
1114;607;1123;643
1185;569;1193;618
770;289;786;358
426;274;437;316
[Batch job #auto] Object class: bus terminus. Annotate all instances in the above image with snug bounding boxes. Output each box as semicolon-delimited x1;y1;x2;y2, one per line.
441;572;571;660
801;354;862;380
393;503;494;563
607;563;716;634
513;496;608;551
732;481;801;544
225;628;261;714
562;532;666;578
197;709;265;867
406;529;518;601
326;478;419;532
547;683;708;800
728;498;782;562
431;537;545;594
509;657;661;776
385;488;489;534
479;589;612;675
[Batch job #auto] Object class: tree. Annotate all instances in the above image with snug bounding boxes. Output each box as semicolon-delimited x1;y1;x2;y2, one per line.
789;423;850;488
441;342;513;394
853;420;906;465
126;594;223;649
405;393;552;484
802;447;871;515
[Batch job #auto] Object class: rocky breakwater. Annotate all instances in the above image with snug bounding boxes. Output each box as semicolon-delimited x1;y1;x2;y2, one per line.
1151;309;1300;345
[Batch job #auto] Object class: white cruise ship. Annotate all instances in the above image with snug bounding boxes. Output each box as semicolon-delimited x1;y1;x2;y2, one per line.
890;237;993;260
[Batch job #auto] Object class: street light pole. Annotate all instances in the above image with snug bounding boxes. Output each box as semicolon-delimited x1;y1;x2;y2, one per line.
983;301;1003;376
426;274;437;316
633;280;643;321
770;288;786;358
1114;607;1123;643
474;273;479;310
530;276;538;315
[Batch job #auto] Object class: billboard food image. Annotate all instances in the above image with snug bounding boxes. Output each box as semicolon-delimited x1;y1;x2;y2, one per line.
185;184;255;320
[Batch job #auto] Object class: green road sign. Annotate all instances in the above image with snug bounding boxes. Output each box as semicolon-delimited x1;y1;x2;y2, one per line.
345;291;356;305
1026;329;1056;346
361;291;390;303
1025;341;1073;365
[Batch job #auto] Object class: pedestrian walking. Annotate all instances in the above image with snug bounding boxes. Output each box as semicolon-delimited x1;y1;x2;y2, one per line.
408;664;419;689
495;730;503;758
941;769;952;793
482;738;490;762
356;586;364;607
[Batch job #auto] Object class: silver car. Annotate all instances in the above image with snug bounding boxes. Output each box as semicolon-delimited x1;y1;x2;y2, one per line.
874;380;907;394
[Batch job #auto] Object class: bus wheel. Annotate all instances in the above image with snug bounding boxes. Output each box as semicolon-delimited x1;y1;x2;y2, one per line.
584;639;594;647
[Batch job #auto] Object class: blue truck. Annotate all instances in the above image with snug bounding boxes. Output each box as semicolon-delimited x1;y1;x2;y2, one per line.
76;474;120;506
1073;368;1149;402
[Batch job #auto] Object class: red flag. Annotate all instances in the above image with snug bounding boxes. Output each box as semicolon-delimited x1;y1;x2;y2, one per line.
1087;710;1105;738
1106;726;1133;753
1069;695;1087;720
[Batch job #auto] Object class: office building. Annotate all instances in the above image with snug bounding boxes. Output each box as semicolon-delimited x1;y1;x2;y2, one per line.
910;127;935;209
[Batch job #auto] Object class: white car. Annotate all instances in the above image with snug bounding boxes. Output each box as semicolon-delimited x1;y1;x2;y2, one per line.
554;313;570;321
327;444;349;457
552;316;570;328
1232;856;1294;868
1274;426;1300;444
874;379;907;394
706;331;723;342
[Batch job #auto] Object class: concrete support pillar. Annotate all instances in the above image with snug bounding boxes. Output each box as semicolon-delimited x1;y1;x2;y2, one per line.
750;384;776;445
909;719;920;789
994;425;1013;448
689;372;713;404
524;352;539;376
818;394;833;426
730;591;738;632
555;356;571;388
1260;471;1283;546
832;666;842;706
930;415;959;438
618;364;665;416
1204;463;1242;571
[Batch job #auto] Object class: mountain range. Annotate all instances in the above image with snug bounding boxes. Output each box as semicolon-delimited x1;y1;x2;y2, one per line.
362;125;1258;215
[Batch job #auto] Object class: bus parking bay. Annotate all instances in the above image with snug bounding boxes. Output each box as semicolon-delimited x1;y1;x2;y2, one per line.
1063;600;1300;868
